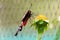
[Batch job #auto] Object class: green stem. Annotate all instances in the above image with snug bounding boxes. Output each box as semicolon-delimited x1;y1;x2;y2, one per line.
37;34;42;40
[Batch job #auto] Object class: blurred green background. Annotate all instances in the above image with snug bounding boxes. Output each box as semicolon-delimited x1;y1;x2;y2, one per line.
0;0;60;40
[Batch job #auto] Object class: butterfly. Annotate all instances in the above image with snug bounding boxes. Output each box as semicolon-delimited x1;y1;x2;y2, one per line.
15;10;32;36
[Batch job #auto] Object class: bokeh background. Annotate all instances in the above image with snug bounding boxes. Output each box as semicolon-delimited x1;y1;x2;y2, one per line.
0;0;60;40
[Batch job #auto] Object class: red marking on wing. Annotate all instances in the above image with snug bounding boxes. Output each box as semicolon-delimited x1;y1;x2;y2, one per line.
22;18;28;26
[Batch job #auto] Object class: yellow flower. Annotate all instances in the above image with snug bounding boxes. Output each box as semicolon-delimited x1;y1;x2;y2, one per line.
35;15;48;22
